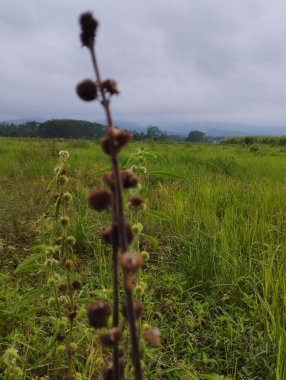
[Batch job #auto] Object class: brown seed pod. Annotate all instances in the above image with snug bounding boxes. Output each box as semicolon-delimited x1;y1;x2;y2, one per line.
87;301;111;329
56;332;65;341
69;309;77;320
99;327;121;347
101;127;131;155
143;327;161;347
102;358;124;380
122;299;143;320
103;170;139;190
100;226;114;245
55;236;63;245
60;216;70;227
129;195;144;207
103;172;114;190
120;170;139;188
101;79;119;95
58;282;68;293
79;12;98;47
72;280;81;290
76;80;97;101
120;252;143;274
100;223;134;246
88;189;112;212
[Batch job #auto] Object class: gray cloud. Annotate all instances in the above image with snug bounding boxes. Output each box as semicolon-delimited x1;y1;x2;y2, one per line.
1;0;286;128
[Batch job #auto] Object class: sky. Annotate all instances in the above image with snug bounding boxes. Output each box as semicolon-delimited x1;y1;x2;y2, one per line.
1;0;286;128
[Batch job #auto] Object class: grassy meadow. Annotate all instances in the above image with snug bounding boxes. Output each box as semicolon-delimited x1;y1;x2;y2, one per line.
0;138;286;379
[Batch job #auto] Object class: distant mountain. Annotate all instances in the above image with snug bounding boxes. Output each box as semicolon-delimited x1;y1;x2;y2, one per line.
3;117;286;137
155;121;286;137
1;117;47;125
96;119;146;133
205;129;248;137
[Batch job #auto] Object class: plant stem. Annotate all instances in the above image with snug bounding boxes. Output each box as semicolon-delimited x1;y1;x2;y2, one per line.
112;198;120;380
89;45;143;380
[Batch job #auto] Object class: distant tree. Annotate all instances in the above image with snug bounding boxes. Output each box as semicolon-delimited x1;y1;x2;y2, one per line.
186;130;206;142
38;119;105;139
146;125;166;141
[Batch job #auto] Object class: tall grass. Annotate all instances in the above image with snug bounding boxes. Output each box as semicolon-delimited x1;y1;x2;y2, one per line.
1;138;286;378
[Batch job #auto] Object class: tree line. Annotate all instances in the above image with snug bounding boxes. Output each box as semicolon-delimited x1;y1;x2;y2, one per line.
0;120;224;143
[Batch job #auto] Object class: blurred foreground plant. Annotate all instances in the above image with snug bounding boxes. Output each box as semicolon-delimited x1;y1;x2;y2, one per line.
76;12;160;380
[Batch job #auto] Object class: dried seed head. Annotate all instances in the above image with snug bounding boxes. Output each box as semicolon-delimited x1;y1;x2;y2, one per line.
129;195;145;207
59;150;70;159
122;299;143;320
120;170;139;188
79;12;98;47
100;226;114;245
88;189;112;212
58;282;68;293
101;79;119;95
53;192;60;202
76;80;97;101
99;327;121;347
143;327;161;347
102;358;124;380
101;128;131;155
55;236;63;245
72;280;82;290
56;332;65;341
103;172;114;190
67;236;76;246
103;170;138;189
64;259;74;270
69;309;77;320
87;301;111;329
120;252;143;274
100;223;134;246
63;192;73;203
60;216;70;227
58;175;68;186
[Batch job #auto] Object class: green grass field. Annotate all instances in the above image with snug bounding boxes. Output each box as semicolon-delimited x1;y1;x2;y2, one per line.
0;138;285;379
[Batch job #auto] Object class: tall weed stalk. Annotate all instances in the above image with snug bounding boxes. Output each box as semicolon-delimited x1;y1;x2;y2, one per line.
76;12;160;380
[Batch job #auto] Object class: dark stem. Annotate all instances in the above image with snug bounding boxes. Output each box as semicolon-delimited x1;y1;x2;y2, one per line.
89;45;143;380
112;198;120;380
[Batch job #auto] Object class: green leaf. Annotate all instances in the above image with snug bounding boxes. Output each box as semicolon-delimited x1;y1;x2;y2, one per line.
14;252;46;274
147;210;172;222
141;233;159;248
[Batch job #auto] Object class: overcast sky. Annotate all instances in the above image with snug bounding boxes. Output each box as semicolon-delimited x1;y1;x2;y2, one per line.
1;0;286;128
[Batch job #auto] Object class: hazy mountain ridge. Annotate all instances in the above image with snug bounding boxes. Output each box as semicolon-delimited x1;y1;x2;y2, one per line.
2;118;286;137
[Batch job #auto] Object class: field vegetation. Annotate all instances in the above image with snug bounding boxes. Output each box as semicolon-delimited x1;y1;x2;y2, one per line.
0;138;286;379
222;135;286;146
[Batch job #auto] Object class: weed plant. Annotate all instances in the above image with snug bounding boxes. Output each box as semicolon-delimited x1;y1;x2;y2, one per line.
1;138;286;378
75;11;161;379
